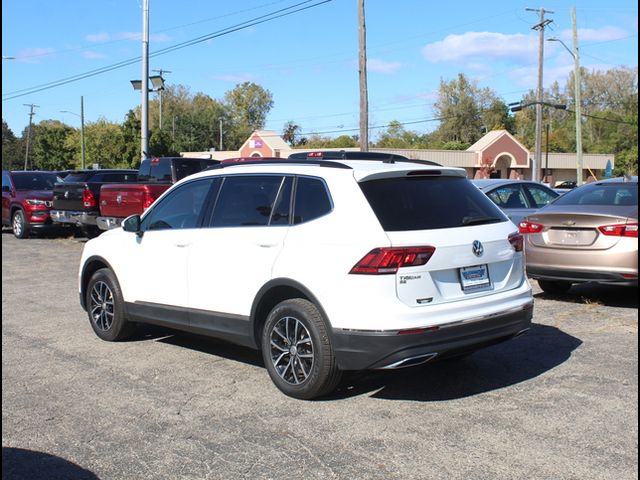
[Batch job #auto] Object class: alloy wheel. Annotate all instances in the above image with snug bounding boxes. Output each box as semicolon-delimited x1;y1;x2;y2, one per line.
89;281;115;331
269;316;314;385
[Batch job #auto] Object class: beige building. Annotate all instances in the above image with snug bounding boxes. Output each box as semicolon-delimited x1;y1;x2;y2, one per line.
182;129;615;184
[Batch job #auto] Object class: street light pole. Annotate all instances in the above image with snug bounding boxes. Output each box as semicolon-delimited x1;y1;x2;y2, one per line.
140;0;150;161
548;8;583;185
80;96;86;169
61;96;87;169
571;7;583;186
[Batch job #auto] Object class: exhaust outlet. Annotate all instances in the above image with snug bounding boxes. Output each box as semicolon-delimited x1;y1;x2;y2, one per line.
379;352;438;369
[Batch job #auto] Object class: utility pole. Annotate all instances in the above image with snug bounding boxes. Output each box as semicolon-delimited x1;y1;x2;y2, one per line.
23;103;39;170
571;6;583;186
80;96;86;169
140;0;149;161
152;68;170;130
358;0;369;151
219;118;223;151
526;7;554;182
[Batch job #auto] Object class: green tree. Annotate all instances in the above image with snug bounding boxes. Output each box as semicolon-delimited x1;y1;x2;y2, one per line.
30;120;75;171
432;73;504;144
121;110;141;168
2;119;23;170
83;118;126;168
224;82;274;149
282;121;301;146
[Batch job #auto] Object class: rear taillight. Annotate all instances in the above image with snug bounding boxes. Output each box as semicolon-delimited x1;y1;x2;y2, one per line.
142;190;154;210
519;221;544;234
508;232;523;252
83;187;97;208
598;223;638;238
350;246;436;275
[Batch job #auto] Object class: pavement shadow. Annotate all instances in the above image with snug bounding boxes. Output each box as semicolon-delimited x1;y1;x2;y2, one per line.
325;323;582;402
156;330;264;368
2;447;99;480
535;283;638;309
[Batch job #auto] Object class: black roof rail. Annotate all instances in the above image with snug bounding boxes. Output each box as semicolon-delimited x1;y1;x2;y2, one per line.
204;159;353;171
287;150;442;166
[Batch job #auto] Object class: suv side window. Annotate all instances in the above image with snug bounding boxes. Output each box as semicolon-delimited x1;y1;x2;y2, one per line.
142;179;216;231
210;175;284;227
293;176;332;225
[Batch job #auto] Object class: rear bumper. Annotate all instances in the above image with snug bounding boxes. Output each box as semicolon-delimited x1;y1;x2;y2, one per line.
331;302;533;370
50;210;98;226
96;216;123;231
527;266;638;285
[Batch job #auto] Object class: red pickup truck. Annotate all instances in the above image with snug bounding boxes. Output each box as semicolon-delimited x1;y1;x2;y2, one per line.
96;157;218;230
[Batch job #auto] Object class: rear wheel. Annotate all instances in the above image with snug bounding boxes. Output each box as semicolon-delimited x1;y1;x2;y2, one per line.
262;299;342;399
86;268;134;341
538;279;572;295
82;226;102;239
12;209;29;239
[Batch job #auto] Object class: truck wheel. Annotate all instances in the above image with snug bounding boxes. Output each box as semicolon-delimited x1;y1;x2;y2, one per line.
82;226;102;239
12;209;30;239
261;299;342;399
86;268;135;341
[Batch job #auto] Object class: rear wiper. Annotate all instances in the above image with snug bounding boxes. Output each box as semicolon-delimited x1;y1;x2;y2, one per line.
461;216;504;226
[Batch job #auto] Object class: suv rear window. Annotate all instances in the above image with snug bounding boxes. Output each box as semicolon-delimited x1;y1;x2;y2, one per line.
359;176;507;231
553;183;638;206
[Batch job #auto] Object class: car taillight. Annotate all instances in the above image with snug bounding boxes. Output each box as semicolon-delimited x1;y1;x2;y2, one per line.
142;190;154;210
598;223;638;238
508;232;523;252
519;221;544;234
83;187;97;208
350;246;436;275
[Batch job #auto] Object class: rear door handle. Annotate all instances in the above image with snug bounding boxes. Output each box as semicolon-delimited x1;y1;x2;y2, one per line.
258;243;277;248
175;243;190;248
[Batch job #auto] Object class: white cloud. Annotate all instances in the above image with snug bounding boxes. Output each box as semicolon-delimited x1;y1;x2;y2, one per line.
558;26;628;42
16;47;56;63
422;32;537;64
367;58;403;74
213;73;256;83
86;32;110;42
83;51;107;60
86;31;170;43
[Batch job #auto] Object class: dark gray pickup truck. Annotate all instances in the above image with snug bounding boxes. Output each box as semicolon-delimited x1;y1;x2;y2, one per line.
50;169;138;237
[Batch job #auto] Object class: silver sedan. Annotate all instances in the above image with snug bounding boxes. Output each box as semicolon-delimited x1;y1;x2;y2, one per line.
472;179;560;226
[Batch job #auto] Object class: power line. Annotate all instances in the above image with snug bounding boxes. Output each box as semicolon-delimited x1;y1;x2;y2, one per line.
566;109;637;125
2;0;331;101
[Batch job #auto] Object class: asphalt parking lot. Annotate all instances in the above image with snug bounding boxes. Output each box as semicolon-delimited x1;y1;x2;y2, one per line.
2;231;637;480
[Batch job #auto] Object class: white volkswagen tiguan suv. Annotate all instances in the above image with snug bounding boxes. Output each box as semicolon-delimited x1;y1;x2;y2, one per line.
79;153;533;399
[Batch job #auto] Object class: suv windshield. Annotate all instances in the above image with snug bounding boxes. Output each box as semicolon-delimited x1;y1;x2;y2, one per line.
12;172;61;190
360;175;507;231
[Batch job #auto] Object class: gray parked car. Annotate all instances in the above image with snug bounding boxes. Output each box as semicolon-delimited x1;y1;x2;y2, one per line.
472;179;560;226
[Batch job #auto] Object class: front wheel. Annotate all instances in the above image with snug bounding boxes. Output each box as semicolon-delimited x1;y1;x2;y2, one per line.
12;209;29;239
86;268;134;341
538;279;572;295
261;299;342;400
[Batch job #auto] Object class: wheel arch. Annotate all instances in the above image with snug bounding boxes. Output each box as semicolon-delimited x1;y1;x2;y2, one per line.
80;255;117;311
250;278;329;350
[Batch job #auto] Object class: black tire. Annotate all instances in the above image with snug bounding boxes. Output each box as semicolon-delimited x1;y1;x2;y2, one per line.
12;209;29;239
261;299;342;400
538;279;572;295
86;268;134;341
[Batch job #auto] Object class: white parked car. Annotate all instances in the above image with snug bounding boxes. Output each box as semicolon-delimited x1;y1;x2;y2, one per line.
78;152;533;399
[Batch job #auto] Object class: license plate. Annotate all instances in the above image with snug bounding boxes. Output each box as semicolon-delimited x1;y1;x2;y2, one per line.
459;264;490;291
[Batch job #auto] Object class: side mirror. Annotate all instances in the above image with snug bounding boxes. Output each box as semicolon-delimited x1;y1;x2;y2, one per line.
122;214;142;236
2;185;12;193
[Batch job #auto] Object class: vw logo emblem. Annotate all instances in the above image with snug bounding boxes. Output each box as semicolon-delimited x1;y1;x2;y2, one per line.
472;240;484;257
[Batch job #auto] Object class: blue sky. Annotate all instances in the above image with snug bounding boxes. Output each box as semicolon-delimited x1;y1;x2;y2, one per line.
2;0;637;143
